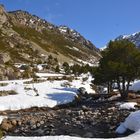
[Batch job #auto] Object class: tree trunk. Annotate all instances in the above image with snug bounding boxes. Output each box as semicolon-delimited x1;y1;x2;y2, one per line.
120;78;130;100
107;82;110;94
117;78;128;100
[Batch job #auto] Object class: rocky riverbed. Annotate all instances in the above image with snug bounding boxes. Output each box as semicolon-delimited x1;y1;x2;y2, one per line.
0;99;138;138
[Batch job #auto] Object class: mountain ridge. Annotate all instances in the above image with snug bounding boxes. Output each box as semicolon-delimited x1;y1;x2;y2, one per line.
116;31;140;47
0;5;100;64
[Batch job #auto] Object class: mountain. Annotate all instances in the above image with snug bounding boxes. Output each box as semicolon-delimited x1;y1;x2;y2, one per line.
0;5;100;66
116;32;140;47
101;31;140;51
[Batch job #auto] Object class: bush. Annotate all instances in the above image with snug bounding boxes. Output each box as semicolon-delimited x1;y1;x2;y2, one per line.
0;90;17;96
55;65;60;73
0;83;8;87
0;129;3;139
61;82;72;88
62;76;74;82
82;77;88;82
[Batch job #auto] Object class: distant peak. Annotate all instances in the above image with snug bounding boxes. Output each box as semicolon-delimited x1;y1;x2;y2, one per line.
115;31;140;47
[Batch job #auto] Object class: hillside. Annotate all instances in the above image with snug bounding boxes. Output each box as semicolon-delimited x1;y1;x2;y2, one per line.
0;5;100;65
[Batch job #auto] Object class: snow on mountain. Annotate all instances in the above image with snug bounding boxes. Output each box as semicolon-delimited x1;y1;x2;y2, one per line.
101;31;140;50
116;31;140;47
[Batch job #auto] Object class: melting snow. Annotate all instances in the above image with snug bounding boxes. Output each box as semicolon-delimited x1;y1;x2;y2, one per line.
119;102;137;110
0;73;94;111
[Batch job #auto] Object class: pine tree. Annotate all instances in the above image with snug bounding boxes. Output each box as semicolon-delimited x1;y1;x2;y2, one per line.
55;65;60;73
94;40;140;99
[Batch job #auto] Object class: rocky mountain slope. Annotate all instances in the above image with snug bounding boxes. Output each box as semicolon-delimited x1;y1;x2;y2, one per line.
116;32;140;47
0;5;100;66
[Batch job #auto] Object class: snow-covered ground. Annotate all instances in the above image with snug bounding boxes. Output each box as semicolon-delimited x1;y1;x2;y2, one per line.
0;73;95;111
36;73;64;78
3;133;140;140
129;80;140;92
117;102;137;110
116;110;140;135
0;73;140;139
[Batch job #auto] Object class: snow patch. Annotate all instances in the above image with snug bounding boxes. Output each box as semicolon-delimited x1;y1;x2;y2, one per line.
4;130;140;140
129;80;140;92
119;102;137;110
116;110;140;135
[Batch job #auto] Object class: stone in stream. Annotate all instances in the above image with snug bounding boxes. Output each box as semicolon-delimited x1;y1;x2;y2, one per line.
1;119;13;131
11;119;17;126
18;120;22;126
83;132;94;138
2;99;139;138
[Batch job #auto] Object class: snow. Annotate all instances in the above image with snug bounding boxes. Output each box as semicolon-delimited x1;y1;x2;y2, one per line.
58;26;67;33
36;73;64;78
118;102;137;110
0;116;7;124
116;110;140;135
59;29;67;33
123;110;140;132
129;80;140;92
116;123;127;134
3;131;140;140
0;80;76;110
122;34;130;39
77;59;97;67
2;73;140;139
0;73;94;111
100;46;107;51
37;65;43;71
73;47;80;51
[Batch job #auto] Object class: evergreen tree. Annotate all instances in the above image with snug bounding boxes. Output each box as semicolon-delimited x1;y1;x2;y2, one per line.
63;62;70;74
55;65;60;73
94;40;140;99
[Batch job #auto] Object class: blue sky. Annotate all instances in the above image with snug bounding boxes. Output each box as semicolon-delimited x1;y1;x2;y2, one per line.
0;0;140;48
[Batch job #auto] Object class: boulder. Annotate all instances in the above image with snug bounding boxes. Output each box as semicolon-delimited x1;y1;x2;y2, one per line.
1;119;13;131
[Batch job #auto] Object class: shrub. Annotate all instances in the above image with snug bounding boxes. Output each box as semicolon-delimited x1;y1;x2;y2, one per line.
61;82;72;88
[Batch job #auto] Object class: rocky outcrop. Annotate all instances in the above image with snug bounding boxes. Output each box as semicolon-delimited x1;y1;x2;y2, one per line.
58;26;99;51
0;5;8;27
0;53;10;64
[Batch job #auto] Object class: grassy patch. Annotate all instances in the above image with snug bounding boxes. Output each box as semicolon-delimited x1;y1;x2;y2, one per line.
0;83;8;87
0;90;17;96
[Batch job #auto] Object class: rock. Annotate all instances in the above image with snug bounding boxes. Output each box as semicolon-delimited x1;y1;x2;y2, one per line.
36;123;41;128
0;5;8;27
31;124;37;130
1;119;13;131
11;119;17;126
27;118;36;125
108;107;116;112
82;105;89;111
18;121;22;126
0;53;10;64
40;121;45;125
83;132;93;138
77;110;84;116
1;112;7;115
